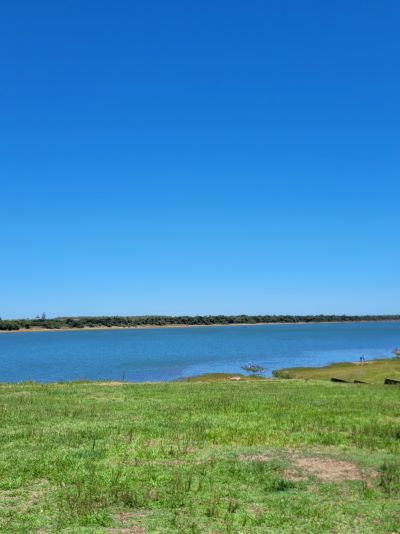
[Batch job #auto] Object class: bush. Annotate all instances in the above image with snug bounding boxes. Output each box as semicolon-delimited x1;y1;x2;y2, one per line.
272;370;295;379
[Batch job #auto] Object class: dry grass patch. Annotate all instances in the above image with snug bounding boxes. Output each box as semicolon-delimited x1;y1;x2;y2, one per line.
294;457;361;482
237;450;371;484
107;511;148;533
0;479;48;513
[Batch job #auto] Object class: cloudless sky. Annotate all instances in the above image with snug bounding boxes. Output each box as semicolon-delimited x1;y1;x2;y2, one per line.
1;1;399;318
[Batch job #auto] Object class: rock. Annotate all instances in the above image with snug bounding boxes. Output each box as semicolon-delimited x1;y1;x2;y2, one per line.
331;378;351;383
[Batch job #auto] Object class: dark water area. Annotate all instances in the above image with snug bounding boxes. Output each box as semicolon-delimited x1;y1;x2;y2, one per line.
0;322;399;383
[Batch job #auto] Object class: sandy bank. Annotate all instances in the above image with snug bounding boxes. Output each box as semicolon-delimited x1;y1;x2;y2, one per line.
1;319;400;334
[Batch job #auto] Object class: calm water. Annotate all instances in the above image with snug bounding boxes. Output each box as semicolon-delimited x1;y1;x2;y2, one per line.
0;322;399;383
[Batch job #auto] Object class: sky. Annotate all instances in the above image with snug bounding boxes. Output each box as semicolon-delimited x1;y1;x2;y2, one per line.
1;1;399;319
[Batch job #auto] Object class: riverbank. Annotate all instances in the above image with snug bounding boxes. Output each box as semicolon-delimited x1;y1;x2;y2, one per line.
1;379;399;532
272;355;400;384
2;318;400;334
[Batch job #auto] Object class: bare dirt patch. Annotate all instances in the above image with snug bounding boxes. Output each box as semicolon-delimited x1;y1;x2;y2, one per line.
294;457;361;482
283;468;308;482
107;511;147;533
237;451;366;484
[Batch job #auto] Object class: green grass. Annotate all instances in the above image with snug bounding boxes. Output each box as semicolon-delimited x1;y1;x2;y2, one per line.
273;356;400;384
0;380;399;533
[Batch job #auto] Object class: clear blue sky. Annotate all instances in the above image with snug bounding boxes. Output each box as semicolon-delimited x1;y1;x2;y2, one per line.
1;1;399;319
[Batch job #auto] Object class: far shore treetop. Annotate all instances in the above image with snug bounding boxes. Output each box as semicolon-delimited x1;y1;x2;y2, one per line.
1;314;400;332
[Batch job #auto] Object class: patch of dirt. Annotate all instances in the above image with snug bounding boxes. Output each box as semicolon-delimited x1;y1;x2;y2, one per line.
248;505;264;518
25;478;49;508
294;457;362;482
237;451;367;484
107;511;147;533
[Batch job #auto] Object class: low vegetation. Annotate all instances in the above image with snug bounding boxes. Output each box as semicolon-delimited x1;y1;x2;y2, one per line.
0;379;399;532
273;356;400;384
1;314;400;331
182;373;265;382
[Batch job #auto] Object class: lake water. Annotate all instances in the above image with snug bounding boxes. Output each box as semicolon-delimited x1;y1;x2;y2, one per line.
0;322;399;383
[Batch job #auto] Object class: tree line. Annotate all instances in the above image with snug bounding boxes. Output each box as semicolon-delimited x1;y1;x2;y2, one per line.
1;314;400;331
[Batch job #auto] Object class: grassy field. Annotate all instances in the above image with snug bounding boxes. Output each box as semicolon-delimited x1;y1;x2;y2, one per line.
0;380;399;533
273;356;400;384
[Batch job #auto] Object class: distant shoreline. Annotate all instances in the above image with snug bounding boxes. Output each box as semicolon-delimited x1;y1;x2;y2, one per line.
1;319;400;335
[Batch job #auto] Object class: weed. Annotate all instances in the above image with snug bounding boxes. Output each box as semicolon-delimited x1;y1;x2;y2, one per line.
379;461;400;496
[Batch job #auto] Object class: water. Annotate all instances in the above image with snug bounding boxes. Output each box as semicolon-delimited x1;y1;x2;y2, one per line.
0;322;399;383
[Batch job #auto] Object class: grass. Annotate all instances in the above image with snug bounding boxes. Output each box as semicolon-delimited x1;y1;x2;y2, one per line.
272;356;400;384
0;379;399;533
